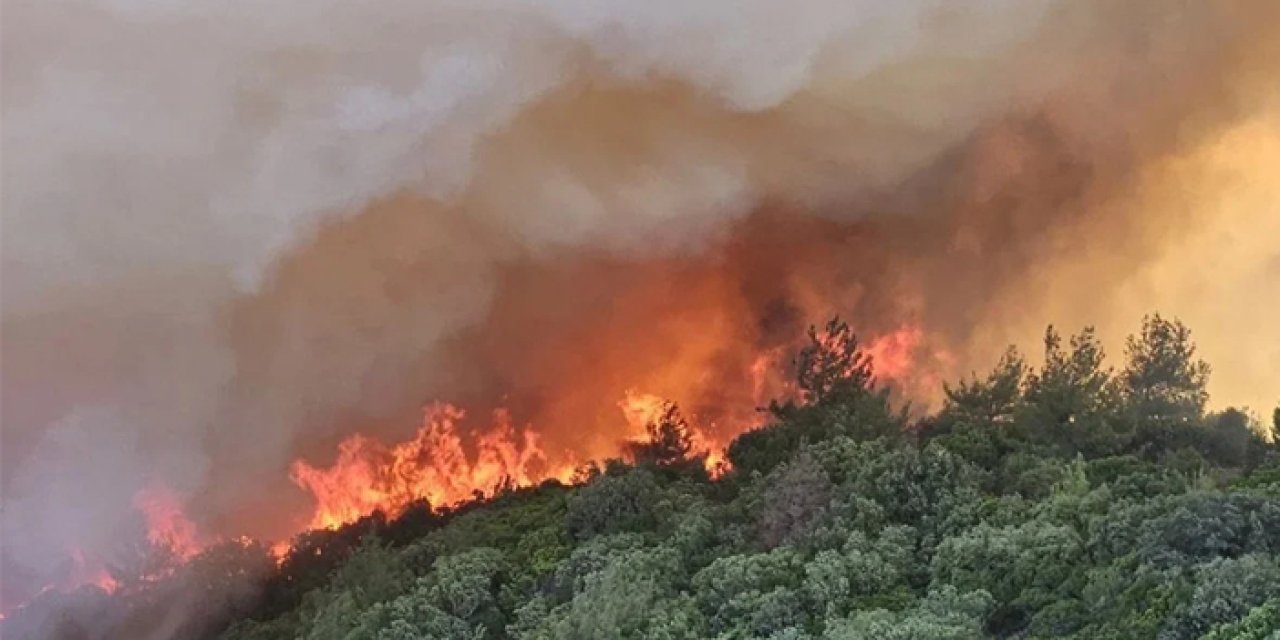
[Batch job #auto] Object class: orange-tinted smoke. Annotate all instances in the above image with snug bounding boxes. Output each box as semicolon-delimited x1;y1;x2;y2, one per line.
286;315;936;531
133;486;204;562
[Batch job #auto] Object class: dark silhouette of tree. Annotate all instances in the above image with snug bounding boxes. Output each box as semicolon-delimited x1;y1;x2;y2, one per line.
1023;326;1123;457
1200;408;1259;469
919;348;1029;474
628;401;694;467
732;317;901;476
1122;314;1210;423
795;317;874;406
941;347;1027;428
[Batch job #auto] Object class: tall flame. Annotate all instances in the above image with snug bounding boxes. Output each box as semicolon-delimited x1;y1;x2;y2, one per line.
8;321;935;613
286;322;935;531
288;403;576;530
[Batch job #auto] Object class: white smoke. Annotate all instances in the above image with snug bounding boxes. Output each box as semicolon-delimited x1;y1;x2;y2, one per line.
2;0;1277;603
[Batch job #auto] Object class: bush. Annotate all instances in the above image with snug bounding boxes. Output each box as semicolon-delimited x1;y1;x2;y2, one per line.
563;468;662;540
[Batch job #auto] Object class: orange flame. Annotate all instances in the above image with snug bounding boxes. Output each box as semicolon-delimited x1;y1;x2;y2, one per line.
132;486;203;561
286;322;936;531
289;403;576;530
866;324;923;382
617;390;670;439
15;489;200;609
866;323;952;399
16;320;935;610
618;389;732;473
66;548;119;594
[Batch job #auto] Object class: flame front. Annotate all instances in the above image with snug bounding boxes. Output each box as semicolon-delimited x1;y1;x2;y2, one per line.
287;323;936;531
289;403;576;530
2;319;937;616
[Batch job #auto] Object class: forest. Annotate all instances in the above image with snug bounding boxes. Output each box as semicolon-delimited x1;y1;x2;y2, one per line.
9;314;1280;640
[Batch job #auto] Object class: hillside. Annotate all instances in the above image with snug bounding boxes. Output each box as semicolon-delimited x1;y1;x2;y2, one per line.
9;314;1280;640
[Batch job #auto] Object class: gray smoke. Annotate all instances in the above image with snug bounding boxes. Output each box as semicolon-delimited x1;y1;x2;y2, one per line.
3;0;1278;609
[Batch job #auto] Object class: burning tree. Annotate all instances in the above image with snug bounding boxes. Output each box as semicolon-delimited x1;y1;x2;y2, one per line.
627;401;695;468
795;317;875;407
729;317;906;476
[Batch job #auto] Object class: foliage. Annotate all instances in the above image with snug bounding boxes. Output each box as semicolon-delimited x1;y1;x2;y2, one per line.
11;315;1280;640
1123;314;1211;423
1197;598;1280;640
757;452;834;548
730;317;905;476
1159;554;1280;640
1022;326;1125;458
563;467;662;541
823;586;994;640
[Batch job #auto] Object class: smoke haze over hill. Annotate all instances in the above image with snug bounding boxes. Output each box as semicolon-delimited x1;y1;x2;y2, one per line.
3;0;1279;610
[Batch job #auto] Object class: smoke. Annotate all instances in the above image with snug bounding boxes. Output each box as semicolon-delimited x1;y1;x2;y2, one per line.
3;0;1279;610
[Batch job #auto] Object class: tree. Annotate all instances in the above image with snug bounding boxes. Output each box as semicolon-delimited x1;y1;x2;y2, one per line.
847;441;984;545
344;589;480;640
691;548;807;637
563;468;661;541
1123;492;1280;568
730;318;902;476
1022;326;1124;458
1123;314;1210;423
382;548;507;637
1159;554;1280;640
794;317;875;406
928;347;1028;472
627;401;694;467
517;547;705;639
1199;598;1280;640
1201;408;1267;468
803;528;915;619
757;452;834;548
938;347;1026;430
930;521;1084;634
823;586;994;640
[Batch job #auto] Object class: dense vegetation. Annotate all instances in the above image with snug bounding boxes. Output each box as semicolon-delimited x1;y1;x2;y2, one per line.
10;315;1280;640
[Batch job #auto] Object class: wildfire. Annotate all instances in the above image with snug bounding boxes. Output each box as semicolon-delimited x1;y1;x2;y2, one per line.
133;486;204;562
66;548;120;594
289;385;761;534
286;321;936;531
866;325;924;382
3;486;206;616
289;403;576;530
10;320;937;613
618;389;732;473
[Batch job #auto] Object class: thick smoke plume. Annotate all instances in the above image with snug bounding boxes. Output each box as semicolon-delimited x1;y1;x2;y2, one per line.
3;0;1279;611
